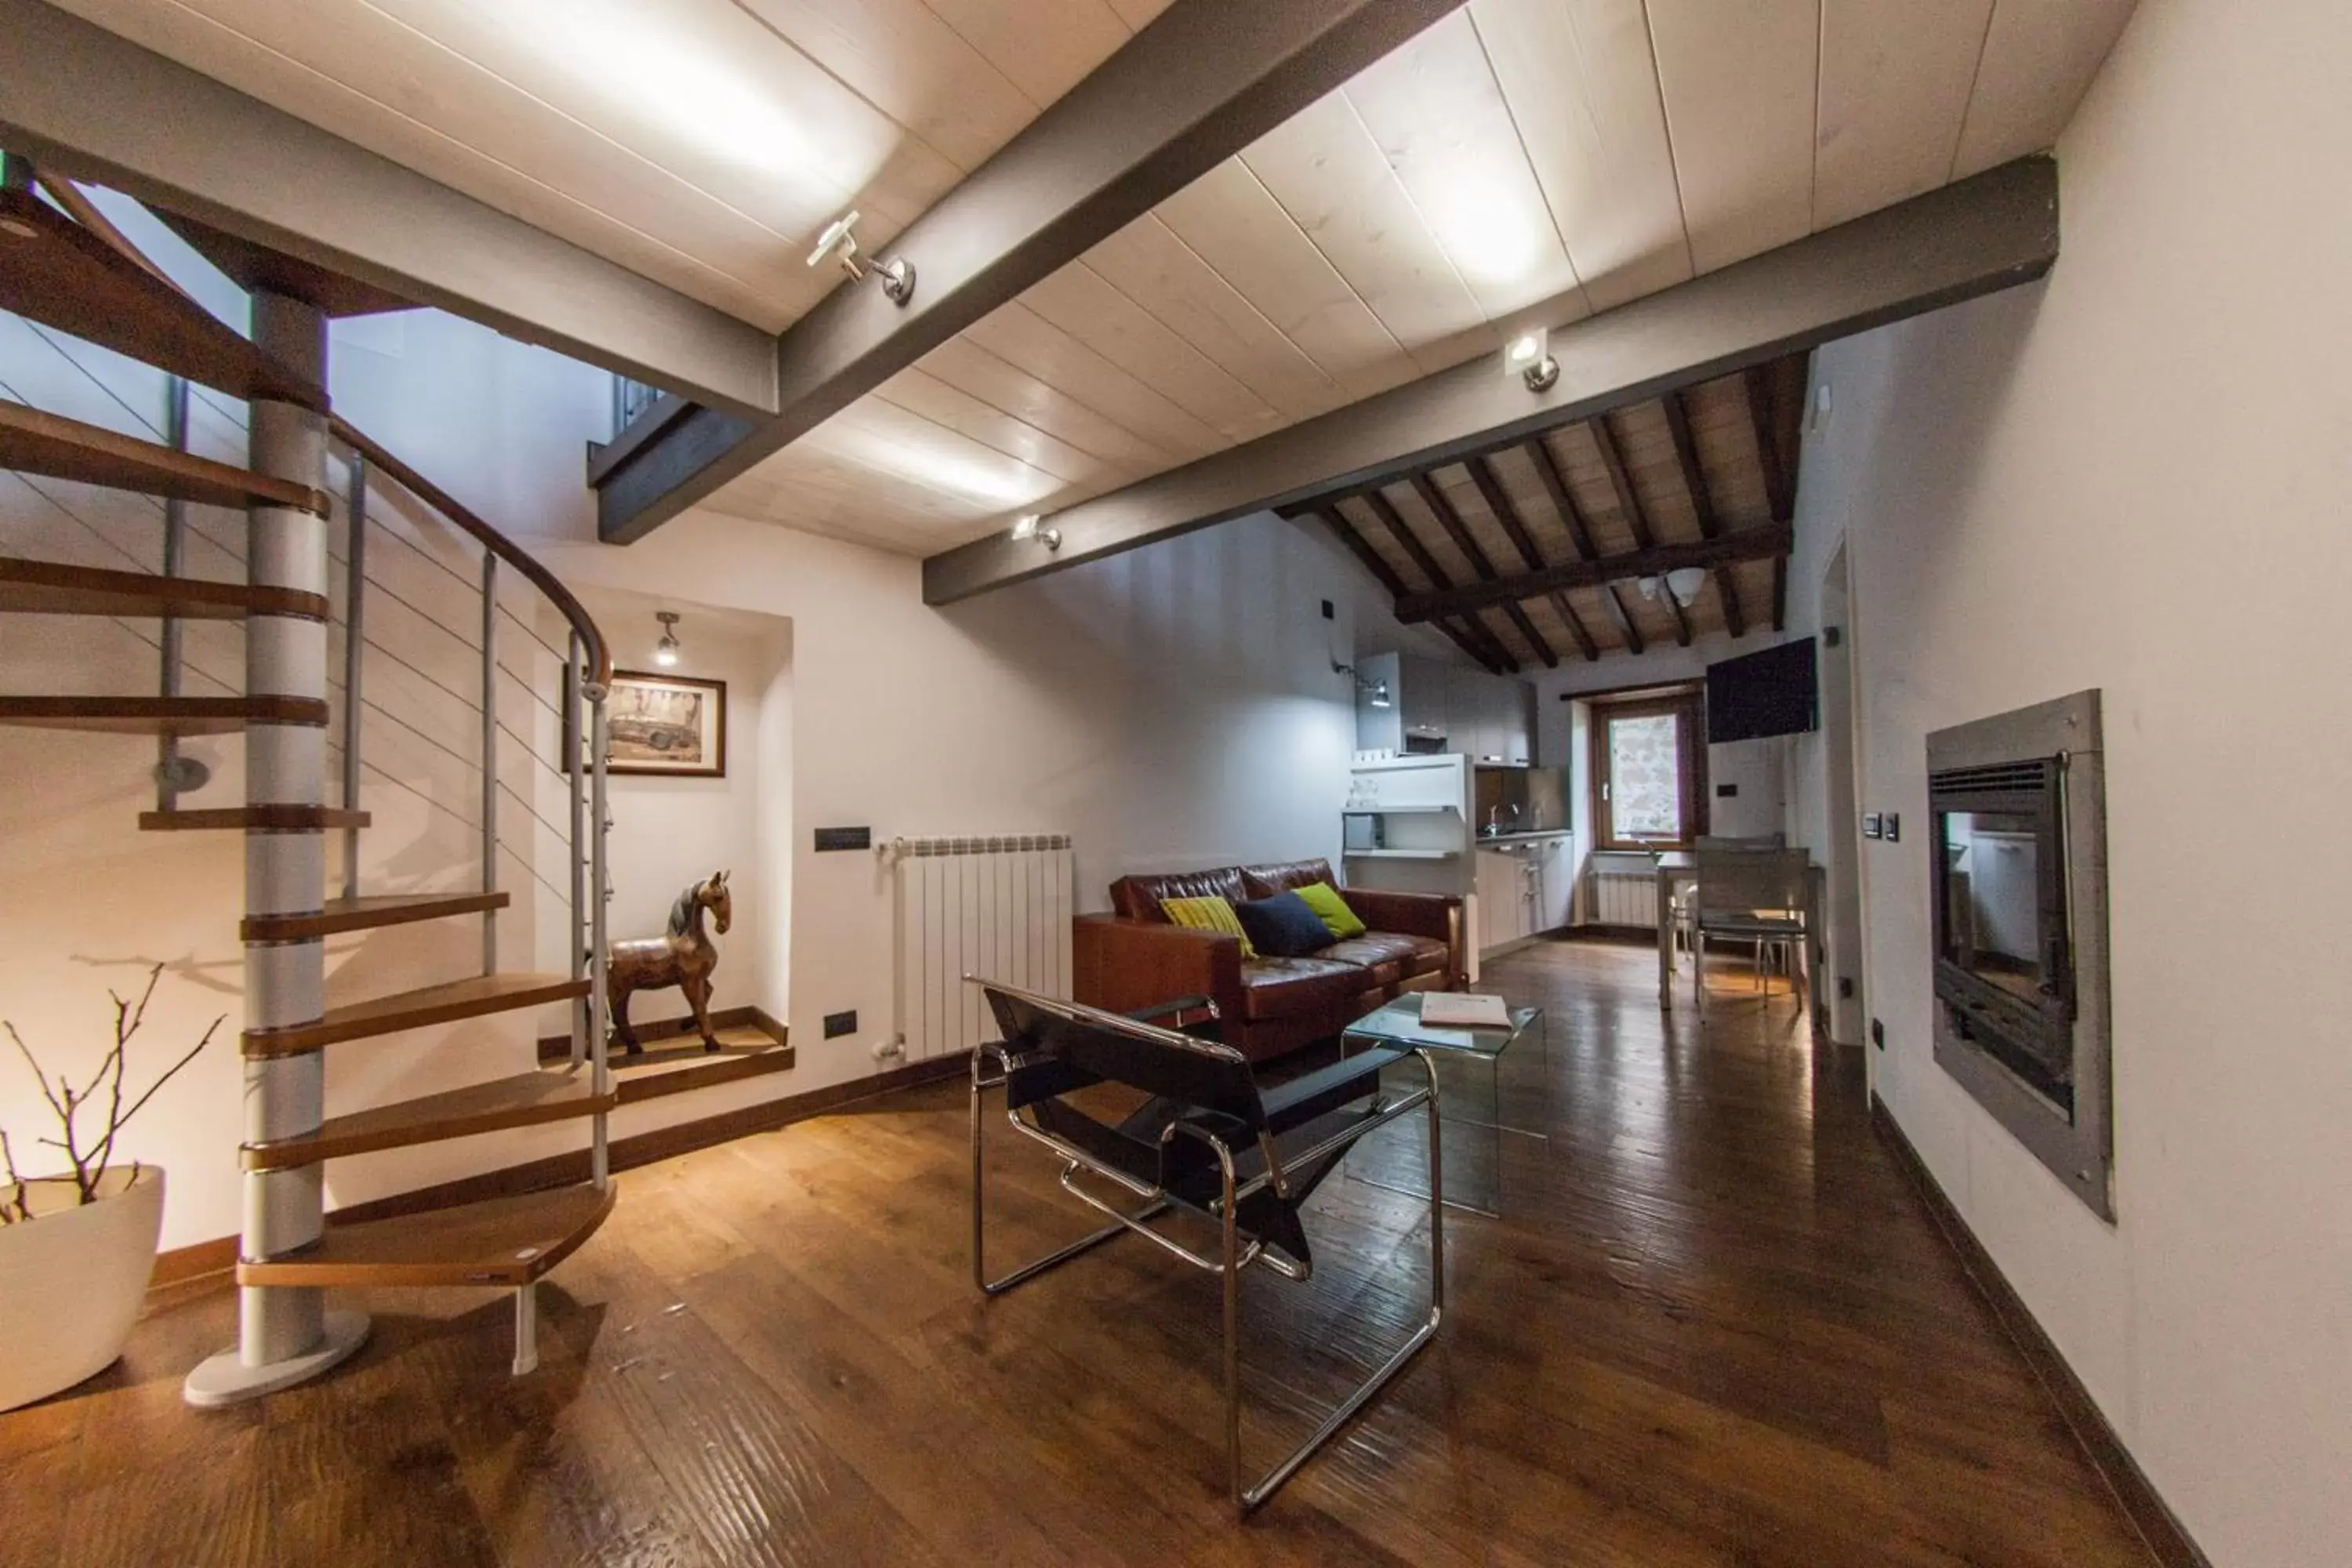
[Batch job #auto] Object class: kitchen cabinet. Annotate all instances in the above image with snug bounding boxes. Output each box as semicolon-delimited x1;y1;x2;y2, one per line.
1535;837;1573;931
1476;835;1575;952
1398;654;1449;748
1370;655;1533;763
1475;848;1527;953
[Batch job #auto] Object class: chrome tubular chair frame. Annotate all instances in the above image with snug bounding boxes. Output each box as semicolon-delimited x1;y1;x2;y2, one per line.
967;979;1446;1513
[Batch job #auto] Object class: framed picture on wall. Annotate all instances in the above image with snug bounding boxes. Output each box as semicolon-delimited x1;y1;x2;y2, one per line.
604;670;726;778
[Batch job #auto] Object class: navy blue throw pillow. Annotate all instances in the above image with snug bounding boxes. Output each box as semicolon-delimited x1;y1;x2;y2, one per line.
1233;890;1339;957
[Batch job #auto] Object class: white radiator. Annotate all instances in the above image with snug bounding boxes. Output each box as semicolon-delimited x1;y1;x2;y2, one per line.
886;834;1073;1060
1588;862;1661;928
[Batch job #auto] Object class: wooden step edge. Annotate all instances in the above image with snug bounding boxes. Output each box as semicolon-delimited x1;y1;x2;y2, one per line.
141;804;371;833
0;695;328;734
618;1044;795;1107
0;557;328;621
0;399;332;515
235;1181;615;1290
241;1069;615;1171
243;974;591;1057
241;890;510;942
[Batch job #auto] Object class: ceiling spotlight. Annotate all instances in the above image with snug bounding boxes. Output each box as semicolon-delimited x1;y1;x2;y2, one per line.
1504;326;1559;393
652;610;682;668
1010;513;1062;551
807;209;915;306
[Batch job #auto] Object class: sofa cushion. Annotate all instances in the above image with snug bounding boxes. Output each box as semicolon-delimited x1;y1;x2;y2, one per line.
1291;880;1368;938
1111;867;1247;921
1313;932;1427;989
1240;858;1339;899
1159;895;1255;958
1232;891;1338;957
1238;956;1370;1022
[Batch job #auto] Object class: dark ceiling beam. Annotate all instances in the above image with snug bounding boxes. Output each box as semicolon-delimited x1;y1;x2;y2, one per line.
1744;365;1797;521
1392;524;1793;624
1302;502;1503;671
0;0;775;414
1773;557;1791;634
1465;456;1598;662
1359;488;1515;673
1590;415;1688;644
1525;434;1639;659
1661;390;1744;637
596;0;1466;544
1409;474;1557;668
925;154;2058;604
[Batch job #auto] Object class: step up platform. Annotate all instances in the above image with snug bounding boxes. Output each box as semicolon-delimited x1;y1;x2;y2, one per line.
0;186;325;409
245;971;590;1056
236;1181;615;1289
242;1066;613;1171
241;890;508;942
0;556;328;620
0;694;328;735
0;400;331;514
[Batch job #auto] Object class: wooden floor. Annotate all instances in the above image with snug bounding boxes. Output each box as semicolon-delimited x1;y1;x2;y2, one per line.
0;939;2157;1567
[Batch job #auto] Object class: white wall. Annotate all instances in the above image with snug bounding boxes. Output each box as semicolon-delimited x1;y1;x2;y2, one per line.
1795;0;2350;1559
529;506;1388;1097
575;586;791;1028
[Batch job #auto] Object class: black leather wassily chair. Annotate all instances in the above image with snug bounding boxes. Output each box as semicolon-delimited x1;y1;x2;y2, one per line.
967;978;1445;1512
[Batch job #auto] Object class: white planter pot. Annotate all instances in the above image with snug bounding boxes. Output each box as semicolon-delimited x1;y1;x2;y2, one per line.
0;1166;165;1411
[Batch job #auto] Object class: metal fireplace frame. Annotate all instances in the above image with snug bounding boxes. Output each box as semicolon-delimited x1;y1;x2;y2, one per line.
1926;690;2114;1221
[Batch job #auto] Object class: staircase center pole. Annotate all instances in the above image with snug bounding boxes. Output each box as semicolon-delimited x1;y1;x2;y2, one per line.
185;292;368;1406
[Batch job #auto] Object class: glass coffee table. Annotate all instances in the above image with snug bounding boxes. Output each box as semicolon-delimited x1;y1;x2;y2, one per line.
1341;993;1546;1217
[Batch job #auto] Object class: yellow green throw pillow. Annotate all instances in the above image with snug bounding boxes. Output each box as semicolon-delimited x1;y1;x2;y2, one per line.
1293;881;1367;938
1160;895;1256;958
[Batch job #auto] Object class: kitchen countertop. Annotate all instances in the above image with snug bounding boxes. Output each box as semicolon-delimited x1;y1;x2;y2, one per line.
1475;829;1573;844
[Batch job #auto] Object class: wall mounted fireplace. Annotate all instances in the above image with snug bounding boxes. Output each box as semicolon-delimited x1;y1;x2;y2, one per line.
1927;691;2113;1219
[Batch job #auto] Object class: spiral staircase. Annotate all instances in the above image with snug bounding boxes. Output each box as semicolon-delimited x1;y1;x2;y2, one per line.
0;155;618;1405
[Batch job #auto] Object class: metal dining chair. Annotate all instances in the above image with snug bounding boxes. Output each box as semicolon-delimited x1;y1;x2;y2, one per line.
1691;848;1809;1011
1667;836;1785;962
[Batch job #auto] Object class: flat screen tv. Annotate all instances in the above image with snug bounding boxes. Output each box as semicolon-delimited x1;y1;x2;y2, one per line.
1706;637;1817;743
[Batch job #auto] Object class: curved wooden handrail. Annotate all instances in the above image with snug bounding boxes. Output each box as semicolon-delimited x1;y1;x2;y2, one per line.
328;416;611;688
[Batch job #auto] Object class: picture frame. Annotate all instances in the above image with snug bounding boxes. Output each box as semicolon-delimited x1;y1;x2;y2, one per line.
604;669;726;778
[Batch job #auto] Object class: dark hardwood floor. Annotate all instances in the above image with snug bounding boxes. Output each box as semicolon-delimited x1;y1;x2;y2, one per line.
0;939;2156;1566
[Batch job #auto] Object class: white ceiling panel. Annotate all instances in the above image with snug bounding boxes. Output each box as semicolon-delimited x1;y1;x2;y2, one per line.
1469;0;1692;312
1815;0;1998;230
47;0;2139;557
1646;0;1823;272
1953;0;2138;178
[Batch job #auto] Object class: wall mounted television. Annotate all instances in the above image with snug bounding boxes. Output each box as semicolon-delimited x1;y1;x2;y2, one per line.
1705;637;1818;743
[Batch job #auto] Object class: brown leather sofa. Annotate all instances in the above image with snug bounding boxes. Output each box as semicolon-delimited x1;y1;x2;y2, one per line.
1073;858;1465;1063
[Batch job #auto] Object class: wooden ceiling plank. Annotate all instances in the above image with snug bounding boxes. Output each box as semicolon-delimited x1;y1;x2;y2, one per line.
596;0;1468;543
1410;469;1555;668
1662;388;1744;637
924;154;2058;603
1392;522;1791;622
1590;412;1655;548
1312;504;1407;597
1461;454;1584;662
1523;437;1602;561
1359;486;1515;670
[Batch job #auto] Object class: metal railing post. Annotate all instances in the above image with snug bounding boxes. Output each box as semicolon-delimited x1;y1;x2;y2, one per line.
589;691;612;1189
154;375;192;812
568;631;588;1069
339;452;365;899
479;553;498;975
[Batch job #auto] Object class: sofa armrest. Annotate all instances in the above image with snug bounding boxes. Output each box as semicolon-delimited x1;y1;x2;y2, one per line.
1073;914;1244;1021
1341;888;1467;985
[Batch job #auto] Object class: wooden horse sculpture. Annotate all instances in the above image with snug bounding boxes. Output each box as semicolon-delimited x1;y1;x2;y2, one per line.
609;870;732;1054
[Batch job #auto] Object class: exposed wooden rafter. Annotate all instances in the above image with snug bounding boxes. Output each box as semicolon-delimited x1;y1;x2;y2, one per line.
925;154;2058;604
1359;488;1514;673
1465;456;1599;662
593;0;1470;543
1391;524;1793;626
1661;390;1744;637
1410;473;1557;669
1590;415;1687;646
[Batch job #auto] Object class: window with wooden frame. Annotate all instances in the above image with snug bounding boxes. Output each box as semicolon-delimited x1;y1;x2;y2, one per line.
1590;688;1708;850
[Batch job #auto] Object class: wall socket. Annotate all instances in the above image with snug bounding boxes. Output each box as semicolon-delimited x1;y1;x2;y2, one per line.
822;1009;857;1039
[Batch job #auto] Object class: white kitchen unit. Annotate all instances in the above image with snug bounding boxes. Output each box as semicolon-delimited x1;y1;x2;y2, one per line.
1472;830;1574;956
1343;753;1471;898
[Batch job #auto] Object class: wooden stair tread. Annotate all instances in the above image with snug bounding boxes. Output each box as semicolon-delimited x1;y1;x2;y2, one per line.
242;1068;612;1171
141;804;370;832
0;556;326;620
245;971;590;1056
0;186;326;410
242;890;509;942
0;400;330;514
0;694;327;735
237;1182;615;1289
